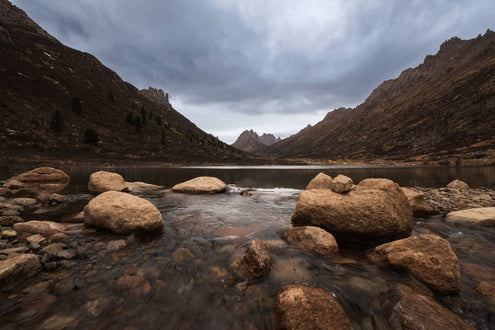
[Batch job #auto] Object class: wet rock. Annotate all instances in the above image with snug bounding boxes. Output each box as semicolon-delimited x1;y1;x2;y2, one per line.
10;197;38;208
49;233;67;241
37;191;69;204
447;179;470;190
106;239;127;251
4;167;70;195
306;172;333;190
84;191;163;234
209;266;228;279
14;220;65;238
401;187;438;216
40;243;66;257
39;314;79;330
88;171;126;193
0;246;29;254
1;209;20;216
231;239;272;279
0;215;24;226
272;258;312;283
53;277;75;295
27;234;47;245
173;247;194;261
57;249;77;259
380;285;475;330
474;281;495;297
292;178;412;247
446;207;495;227
214;226;254;238
331;174;353;193
43;261;58;271
273;284;353;330
0;253;42;286
22;280;54;294
124;181;163;193
283;226;338;257
172;176;227;194
85;297;110;317
115;274;151;295
370;234;460;292
1;229;17;239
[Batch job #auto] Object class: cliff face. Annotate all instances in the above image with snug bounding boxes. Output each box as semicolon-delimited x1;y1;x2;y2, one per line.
231;130;280;154
262;31;495;164
0;0;256;164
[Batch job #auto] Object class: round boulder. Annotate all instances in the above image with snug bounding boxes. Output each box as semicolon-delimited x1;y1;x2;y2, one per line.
370;234;460;292
273;285;353;330
172;176;227;194
4;167;70;194
283;226;338;257
292;178;412;247
88;171;126;193
306;172;333;190
331;174;353;193
446;179;470;190
84;191;163;234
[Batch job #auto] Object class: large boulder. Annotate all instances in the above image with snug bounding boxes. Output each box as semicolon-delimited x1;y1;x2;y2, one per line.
401;188;438;217
0;253;42;287
283;226;338;257
84;191;163;234
446;207;495;227
14;220;66;238
306;172;333;190
379;285;475;330
231;239;272;279
88;171;126;193
370;234;460;292
446;179;470;190
273;285;353;330
292;178;412;246
3;167;70;195
172;176;227;194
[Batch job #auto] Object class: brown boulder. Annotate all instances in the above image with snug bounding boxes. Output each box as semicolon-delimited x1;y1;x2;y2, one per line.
4;167;70;194
84;191;163;234
446;207;495;227
88;171;126;193
370;234;460;292
273;284;353;330
172;176;227;194
474;281;495;297
124;181;163;193
0;253;42;287
283;226;338;257
231;239;272;279
292;178;412;246
401;188;438;217
306;172;333;190
446;179;470;190
331;174;353;193
14;220;66;238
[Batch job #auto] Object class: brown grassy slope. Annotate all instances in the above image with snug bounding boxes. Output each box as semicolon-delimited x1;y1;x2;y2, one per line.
261;31;495;163
0;0;261;165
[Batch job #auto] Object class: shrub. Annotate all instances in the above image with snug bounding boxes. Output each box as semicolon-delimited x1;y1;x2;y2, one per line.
50;110;64;133
134;116;142;133
71;97;82;114
141;107;146;125
125;112;134;125
83;128;99;146
155;116;162;126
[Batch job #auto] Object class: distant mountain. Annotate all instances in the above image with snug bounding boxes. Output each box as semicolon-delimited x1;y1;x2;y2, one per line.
231;130;281;154
261;31;495;165
0;0;260;165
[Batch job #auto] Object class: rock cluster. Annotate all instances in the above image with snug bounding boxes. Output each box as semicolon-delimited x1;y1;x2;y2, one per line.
401;187;438;216
305;172;353;193
88;171;163;194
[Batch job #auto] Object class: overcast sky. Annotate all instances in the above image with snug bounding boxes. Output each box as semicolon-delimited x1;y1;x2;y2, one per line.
12;0;495;143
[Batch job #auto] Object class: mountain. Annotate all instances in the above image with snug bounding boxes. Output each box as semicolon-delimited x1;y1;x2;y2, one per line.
231;130;281;154
0;0;261;165
262;31;495;165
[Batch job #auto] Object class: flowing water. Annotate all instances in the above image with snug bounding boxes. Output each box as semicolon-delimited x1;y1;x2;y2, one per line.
1;166;495;329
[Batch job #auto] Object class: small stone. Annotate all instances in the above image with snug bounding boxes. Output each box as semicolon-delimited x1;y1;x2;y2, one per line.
474;281;495;297
283;226;339;257
43;262;58;271
28;242;40;250
1;229;17;239
231;239;272;279
57;249;77;260
0;246;29;254
106;239;127;251
53;277;75;295
331;174;353;193
0;216;24;226
27;234;46;244
173;247;194;261
39;314;78;330
1;210;20;216
49;233;67;241
40;243;66;257
10;198;38;207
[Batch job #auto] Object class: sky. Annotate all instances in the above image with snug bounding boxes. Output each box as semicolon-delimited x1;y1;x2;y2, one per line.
11;0;495;143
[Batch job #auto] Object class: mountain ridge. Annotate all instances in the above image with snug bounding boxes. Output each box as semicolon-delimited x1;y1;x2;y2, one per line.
231;130;281;154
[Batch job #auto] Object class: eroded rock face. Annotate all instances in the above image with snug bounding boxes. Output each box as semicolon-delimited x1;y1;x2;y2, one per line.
446;207;495;227
283;226;338;257
172;176;227;194
84;191;163;234
0;253;42;287
401;187;438;217
379;285;475;330
88;171;126;193
231;239;272;279
292;178;412;247
13;220;66;238
370;234;460;292
447;179;470;190
273;285;353;330
3;167;70;195
306;172;333;190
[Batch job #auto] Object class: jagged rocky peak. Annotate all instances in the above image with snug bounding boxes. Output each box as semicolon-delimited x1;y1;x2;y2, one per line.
139;87;170;107
231;130;281;154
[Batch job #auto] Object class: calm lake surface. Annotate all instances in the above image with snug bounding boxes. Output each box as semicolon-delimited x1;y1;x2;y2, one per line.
1;166;495;329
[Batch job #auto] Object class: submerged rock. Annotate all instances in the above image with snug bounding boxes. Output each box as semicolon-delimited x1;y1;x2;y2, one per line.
447;179;470;190
292;178;412;247
305;172;333;190
124;181;163;193
401;187;438;216
273;284;353;330
283;226;338;258
370;234;460;292
0;253;42;287
14;220;66;238
446;207;495;227
84;191;163;234
172;247;194;261
88;171;126;193
172;176;227;194
3;167;70;195
231;239;272;279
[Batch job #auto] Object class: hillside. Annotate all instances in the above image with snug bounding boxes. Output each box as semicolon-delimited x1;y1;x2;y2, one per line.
0;0;261;166
231;130;280;154
262;31;495;165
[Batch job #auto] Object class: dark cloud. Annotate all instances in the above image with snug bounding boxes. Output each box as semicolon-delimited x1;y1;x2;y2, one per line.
11;0;495;142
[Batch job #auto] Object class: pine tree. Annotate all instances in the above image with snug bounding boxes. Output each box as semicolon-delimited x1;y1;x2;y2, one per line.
134;116;142;133
71;97;82;114
50;110;64;133
83;128;99;146
125;112;134;125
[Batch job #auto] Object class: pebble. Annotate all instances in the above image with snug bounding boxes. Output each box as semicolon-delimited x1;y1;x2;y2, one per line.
1;229;17;239
27;234;46;244
57;249;77;260
0;246;29;254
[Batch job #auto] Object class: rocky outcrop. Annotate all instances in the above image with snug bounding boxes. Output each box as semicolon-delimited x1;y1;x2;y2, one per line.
447;179;470;190
401;187;437;216
370;234;460;292
0;253;42;287
273;285;353;330
172;176;227;194
231;239;272;279
231;130;281;154
379;285;475;330
84;191;163;234
88;171;126;193
13;220;66;238
139;87;170;107
283;226;338;257
2;167;70;195
446;207;495;226
292;178;412;246
306;172;333;190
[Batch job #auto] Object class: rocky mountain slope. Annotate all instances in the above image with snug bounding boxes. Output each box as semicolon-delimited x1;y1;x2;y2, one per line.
231;130;281;154
0;0;261;165
262;31;495;165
